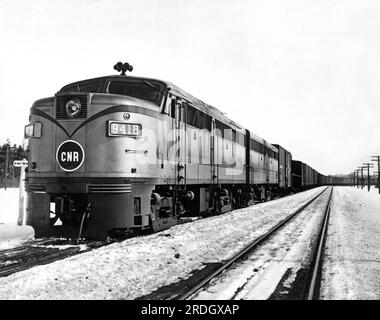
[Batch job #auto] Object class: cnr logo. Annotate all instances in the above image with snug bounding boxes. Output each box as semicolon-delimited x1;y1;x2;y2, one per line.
61;151;80;162
56;140;85;172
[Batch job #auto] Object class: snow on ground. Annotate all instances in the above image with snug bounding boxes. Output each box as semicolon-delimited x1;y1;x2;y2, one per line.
192;189;331;300
321;186;380;299
0;187;325;300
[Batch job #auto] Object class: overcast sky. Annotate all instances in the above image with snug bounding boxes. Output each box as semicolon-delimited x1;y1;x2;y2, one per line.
1;0;379;175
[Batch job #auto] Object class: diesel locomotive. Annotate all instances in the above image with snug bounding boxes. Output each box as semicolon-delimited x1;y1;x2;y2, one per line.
22;62;349;239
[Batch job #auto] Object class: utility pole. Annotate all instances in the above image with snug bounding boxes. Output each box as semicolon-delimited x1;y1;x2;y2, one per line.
355;169;360;188
371;155;380;194
4;144;9;190
362;163;374;191
374;172;379;193
358;166;365;189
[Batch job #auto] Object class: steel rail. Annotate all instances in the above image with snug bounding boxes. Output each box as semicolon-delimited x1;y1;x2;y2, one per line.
0;239;111;278
0;238;53;257
305;186;333;300
174;186;330;300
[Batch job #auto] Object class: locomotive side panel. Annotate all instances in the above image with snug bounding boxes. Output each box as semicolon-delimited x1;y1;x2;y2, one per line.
231;141;246;183
286;150;292;189
272;143;292;194
198;129;212;183
267;145;278;185
275;144;286;189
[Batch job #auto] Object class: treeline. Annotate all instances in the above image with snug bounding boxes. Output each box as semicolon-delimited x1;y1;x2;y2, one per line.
0;139;27;188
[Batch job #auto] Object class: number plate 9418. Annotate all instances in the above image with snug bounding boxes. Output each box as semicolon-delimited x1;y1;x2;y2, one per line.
107;121;142;137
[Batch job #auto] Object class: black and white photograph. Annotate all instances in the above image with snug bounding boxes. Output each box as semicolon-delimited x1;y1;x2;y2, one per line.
0;0;380;309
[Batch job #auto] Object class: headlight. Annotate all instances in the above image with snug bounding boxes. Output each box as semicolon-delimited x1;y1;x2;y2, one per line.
65;99;81;118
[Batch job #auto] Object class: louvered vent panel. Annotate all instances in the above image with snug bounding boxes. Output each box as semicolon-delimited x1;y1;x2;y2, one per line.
87;184;132;194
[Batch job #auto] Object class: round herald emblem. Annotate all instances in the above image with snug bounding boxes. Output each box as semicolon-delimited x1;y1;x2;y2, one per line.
56;140;85;172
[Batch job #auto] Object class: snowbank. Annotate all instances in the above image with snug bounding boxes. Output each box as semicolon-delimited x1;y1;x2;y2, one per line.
0;188;20;224
0;224;35;249
321;187;380;299
0;188;34;249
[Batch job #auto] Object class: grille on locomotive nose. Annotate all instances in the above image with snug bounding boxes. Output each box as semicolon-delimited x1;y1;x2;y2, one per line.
55;94;88;119
87;184;132;193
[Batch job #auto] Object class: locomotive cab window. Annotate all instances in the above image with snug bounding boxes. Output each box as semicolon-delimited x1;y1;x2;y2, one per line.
108;80;164;106
186;104;199;128
204;114;212;131
175;100;182;128
60;80;102;93
170;98;176;118
162;94;171;115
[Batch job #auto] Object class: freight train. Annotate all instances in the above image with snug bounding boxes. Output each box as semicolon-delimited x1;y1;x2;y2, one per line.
22;62;350;239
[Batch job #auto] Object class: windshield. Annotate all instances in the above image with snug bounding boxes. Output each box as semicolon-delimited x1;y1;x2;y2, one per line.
108;80;163;105
60;80;102;93
59;78;164;106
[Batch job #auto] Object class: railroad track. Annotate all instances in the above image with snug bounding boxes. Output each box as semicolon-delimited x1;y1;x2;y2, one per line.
0;188;330;285
0;238;112;278
179;191;297;225
305;186;332;300
167;186;333;300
